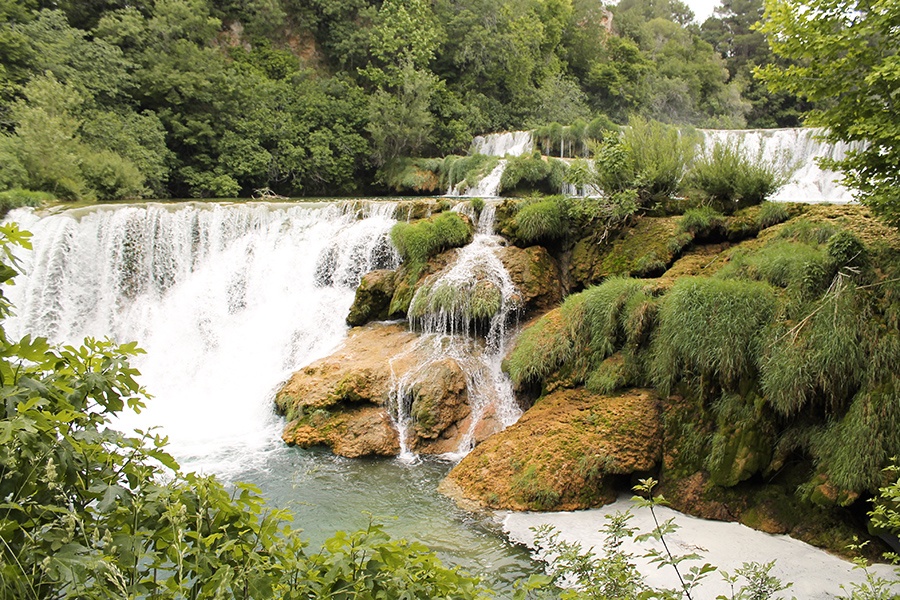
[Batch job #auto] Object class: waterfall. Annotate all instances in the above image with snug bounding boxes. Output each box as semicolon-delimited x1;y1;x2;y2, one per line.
392;204;523;459
447;160;507;198
470;131;534;157
5;201;399;475
698;128;861;204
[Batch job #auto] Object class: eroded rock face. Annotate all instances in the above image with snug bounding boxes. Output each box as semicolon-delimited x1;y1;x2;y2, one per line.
498;245;563;313
276;323;476;457
442;387;662;511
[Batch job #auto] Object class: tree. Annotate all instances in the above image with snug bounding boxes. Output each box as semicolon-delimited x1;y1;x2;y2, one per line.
756;0;900;226
0;223;485;599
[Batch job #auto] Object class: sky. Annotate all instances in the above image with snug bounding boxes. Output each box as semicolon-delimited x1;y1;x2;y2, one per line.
686;0;721;21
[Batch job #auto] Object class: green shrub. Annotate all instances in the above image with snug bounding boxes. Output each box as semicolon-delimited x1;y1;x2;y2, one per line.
470;197;485;215
0;188;52;217
514;196;568;243
810;381;900;492
81;149;146;200
652;277;779;394
382;157;444;193
757;201;790;228
687;140;788;213
760;281;867;416
595;117;696;208
826;229;871;279
504;302;582;386
390;212;473;280
446;154;500;193
676;206;725;238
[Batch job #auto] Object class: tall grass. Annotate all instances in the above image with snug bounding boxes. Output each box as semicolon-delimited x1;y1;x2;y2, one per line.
717;240;830;299
504;277;653;389
390;212;472;280
514;197;568;244
652;277;779;395
760;280;867;416
676;207;725;239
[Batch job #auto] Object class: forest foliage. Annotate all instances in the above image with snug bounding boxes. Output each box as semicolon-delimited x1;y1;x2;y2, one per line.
0;0;809;201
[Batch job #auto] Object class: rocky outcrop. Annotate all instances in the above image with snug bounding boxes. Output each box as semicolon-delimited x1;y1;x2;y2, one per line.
276;323;479;456
498;245;563;313
443;387;662;511
347;270;397;326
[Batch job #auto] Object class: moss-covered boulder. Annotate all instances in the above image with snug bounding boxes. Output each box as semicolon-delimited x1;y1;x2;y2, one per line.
499;245;563;313
569;217;681;287
347;270;397;326
442;388;662;511
410;358;471;450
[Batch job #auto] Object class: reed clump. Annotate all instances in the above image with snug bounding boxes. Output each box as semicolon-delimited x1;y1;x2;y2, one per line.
513;196;568;244
687;139;788;213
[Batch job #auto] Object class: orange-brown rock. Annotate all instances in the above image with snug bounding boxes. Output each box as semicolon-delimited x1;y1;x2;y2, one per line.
499;245;563;313
276;322;479;457
443;387;662;511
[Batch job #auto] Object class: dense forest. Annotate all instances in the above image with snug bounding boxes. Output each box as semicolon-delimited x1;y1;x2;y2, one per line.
0;0;809;201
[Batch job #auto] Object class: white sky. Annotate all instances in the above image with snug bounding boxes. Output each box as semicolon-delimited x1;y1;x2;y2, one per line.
686;0;721;21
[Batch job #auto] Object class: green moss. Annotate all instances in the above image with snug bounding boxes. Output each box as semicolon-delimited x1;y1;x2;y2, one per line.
677;206;725;238
706;392;775;487
390;212;473;282
511;464;561;510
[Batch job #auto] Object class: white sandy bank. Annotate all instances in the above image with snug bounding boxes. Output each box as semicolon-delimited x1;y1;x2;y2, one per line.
502;495;898;599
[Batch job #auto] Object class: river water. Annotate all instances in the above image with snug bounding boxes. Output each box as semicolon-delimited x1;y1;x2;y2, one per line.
3;200;539;592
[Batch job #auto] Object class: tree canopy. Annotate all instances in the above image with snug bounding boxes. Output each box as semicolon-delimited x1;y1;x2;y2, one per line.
755;0;900;226
0;0;817;200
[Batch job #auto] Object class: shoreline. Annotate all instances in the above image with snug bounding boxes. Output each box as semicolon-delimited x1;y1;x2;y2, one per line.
501;494;898;599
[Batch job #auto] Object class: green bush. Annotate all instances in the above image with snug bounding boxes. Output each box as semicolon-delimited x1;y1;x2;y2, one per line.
676;206;725;238
0;188;52;217
381;157;444;193
687;140;787;213
514;196;568;243
757;201;790;228
81;149;146;200
652;277;779;394
390;211;473;279
760;281;867;416
470;197;485;215
446;154;500;193
595;117;696;208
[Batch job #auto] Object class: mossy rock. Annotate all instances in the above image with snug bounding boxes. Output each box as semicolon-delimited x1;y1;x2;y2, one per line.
444;388;662;511
347;270;396;326
569;217;680;287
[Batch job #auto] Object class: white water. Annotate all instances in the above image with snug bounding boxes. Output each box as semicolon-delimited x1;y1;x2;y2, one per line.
470;131;534;157
698;128;861;204
447;160;508;198
392;205;523;458
6;201;399;475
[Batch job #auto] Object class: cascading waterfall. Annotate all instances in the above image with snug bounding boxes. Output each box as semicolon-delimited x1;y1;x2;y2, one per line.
454;128;860;203
698;128;862;204
469;131;534;157
394;204;523;460
5;201;399;475
446;160;507;198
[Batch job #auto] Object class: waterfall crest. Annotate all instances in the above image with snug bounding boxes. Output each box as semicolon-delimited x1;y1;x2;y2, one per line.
6;202;399;474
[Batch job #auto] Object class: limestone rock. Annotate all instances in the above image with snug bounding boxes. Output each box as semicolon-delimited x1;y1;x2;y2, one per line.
499;245;563;313
277;322;478;457
444;388;662;511
346;270;396;326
